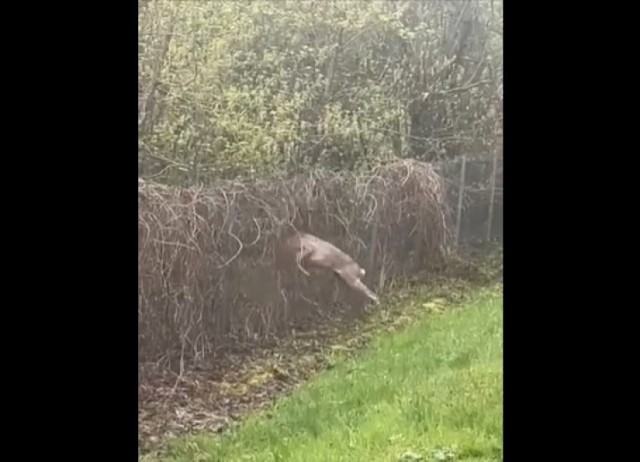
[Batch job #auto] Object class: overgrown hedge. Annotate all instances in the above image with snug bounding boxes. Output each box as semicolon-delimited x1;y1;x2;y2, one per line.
138;160;452;369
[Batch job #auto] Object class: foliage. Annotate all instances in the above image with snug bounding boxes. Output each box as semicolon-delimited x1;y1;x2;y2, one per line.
139;0;503;184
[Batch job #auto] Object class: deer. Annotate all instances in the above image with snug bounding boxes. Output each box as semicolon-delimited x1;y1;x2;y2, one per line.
279;231;379;304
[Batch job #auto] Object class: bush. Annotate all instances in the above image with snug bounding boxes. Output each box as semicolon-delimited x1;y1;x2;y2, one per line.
138;160;452;368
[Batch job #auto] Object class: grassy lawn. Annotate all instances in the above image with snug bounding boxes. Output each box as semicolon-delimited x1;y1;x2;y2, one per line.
160;284;503;462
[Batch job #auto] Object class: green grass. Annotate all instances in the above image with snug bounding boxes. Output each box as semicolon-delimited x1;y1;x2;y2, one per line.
161;285;503;462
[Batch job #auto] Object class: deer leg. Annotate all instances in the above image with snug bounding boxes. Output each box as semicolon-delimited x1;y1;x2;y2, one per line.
296;257;311;276
295;247;312;277
336;270;379;304
353;279;380;304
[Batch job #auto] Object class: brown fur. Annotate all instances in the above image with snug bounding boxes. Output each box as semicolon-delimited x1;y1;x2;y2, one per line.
280;232;379;304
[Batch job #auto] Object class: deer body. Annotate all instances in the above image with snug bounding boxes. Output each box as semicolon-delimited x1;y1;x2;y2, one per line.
281;232;379;304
